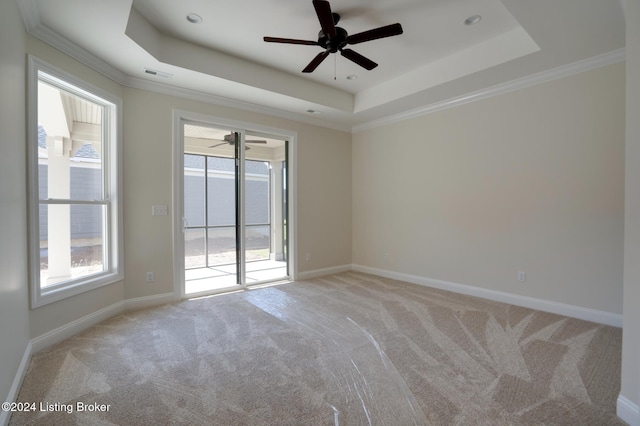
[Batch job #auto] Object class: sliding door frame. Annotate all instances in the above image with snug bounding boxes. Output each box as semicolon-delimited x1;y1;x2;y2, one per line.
172;110;297;299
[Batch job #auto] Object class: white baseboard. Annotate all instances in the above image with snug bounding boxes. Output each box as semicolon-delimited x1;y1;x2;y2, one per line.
0;341;33;426
351;264;623;328
296;264;352;280
618;394;640;426
30;301;125;354
123;292;176;312
30;292;176;354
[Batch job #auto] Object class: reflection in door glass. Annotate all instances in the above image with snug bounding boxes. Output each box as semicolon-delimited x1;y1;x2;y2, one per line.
183;124;289;295
244;133;289;285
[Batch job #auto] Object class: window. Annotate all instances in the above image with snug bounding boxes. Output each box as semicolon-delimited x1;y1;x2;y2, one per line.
27;56;123;308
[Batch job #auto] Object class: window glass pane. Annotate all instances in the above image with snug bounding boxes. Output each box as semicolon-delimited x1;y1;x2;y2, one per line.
184;228;206;269
245;160;269;225
184;154;205;227
37;81;103;201
71;151;103;199
245;225;270;261
207;226;237;266
30;61;121;307
245;159;269;175
207;157;236;226
39;204;105;287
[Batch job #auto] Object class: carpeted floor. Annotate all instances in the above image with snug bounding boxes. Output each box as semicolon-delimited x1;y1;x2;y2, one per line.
11;272;624;425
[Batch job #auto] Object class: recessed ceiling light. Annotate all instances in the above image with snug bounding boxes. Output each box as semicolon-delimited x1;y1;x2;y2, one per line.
464;15;482;26
346;74;358;80
186;13;202;24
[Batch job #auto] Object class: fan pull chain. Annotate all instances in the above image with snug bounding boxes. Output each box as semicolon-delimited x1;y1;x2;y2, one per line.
334;54;337;80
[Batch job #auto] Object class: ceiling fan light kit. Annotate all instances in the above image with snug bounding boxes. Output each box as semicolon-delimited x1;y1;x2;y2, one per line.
263;0;403;73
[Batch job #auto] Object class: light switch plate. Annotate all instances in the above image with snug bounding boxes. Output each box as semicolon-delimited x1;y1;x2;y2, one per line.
152;205;168;216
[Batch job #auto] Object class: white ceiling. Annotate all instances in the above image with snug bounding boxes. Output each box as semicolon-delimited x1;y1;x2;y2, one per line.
20;0;625;131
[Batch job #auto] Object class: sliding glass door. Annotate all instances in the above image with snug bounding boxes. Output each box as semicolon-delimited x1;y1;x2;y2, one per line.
184;151;240;291
182;123;288;296
244;131;288;284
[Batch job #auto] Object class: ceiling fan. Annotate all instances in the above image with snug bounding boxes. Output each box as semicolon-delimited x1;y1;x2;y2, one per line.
208;133;267;149
263;0;403;73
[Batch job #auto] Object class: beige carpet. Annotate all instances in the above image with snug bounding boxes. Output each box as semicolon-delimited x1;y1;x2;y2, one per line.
11;272;623;425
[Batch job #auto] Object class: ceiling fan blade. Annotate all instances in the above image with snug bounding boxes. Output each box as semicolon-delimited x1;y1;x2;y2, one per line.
209;137;266;148
208;142;229;148
313;0;337;39
208;142;252;150
263;37;319;46
340;48;378;70
346;23;403;45
302;50;330;73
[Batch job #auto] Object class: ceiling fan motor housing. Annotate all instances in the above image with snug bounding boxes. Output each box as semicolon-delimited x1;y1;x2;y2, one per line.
263;1;403;73
318;27;348;53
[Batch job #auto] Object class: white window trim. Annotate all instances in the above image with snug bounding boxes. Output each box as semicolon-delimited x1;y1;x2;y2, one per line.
27;55;123;308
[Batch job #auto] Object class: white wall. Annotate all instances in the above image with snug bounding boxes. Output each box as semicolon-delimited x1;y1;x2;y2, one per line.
620;1;640;423
0;0;31;416
353;62;625;315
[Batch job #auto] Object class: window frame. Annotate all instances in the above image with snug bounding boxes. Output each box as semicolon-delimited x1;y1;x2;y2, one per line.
27;55;123;308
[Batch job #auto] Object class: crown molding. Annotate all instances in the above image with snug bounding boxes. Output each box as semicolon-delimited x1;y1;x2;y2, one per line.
121;75;352;132
17;0;39;32
353;48;626;133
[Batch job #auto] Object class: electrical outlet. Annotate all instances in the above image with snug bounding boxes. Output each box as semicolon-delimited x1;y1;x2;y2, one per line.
517;271;526;283
146;271;155;283
305;253;311;262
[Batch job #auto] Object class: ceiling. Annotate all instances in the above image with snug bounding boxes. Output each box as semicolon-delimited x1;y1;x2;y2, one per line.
20;0;625;131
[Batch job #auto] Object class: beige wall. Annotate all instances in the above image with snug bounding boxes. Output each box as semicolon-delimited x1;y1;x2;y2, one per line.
353;62;625;314
0;0;30;409
621;0;640;416
122;87;352;299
